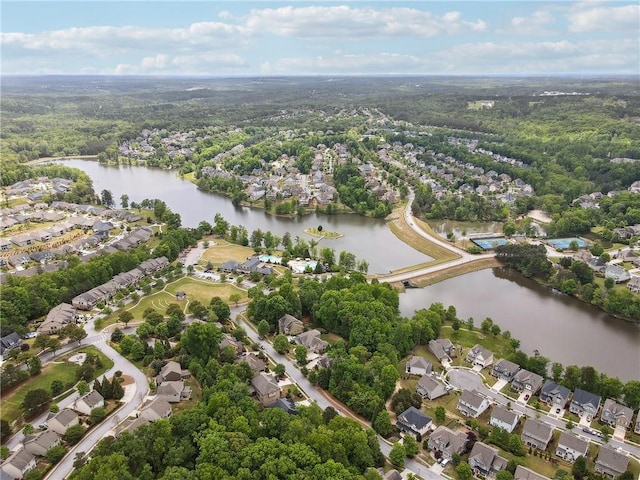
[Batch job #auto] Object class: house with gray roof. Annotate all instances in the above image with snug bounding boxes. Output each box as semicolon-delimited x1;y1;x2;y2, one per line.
75;390;105;415
466;344;494;368
219;260;240;273
604;264;631;283
594;445;630;478
139;397;172;422
427;426;468;460
156;361;188;384
219;333;244;356
540;380;571;408
235;353;266;374
38;303;76;335
157;381;190;403
278;314;303;335
457;390;490;418
383;470;402;480
511;369;544;394
489;405;519;433
416;375;448;400
405;356;432;376
468;441;508;477
569;389;601;417
555;431;589;463
1;449;36;479
515;466;551;480
396;406;432;437
251;372;281;407
0;332;22;359
23;430;61;456
295;329;328;354
600;399;633;429
47;409;79;435
428;338;457;362
491;359;521;381
521;418;553;450
0;238;12;252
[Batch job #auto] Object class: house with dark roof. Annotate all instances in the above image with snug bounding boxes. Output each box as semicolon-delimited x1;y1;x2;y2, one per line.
514;466;551;480
457;390;490;418
156;361;188;384
271;397;297;415
489;405;519;433
555;431;589;463
600;399;633;429
491;359;521;381
427;426;468;460
569;389;601;417
416;375;448;400
468;442;508;477
278;314;304;335
511;369;544;394
405;356;432;376
396;406;433;437
594;445;630;478
466;344;494;368
521;418;553;450
219;333;244;356
428;338;457;362
219;260;240;273
0;332;22;359
540;380;571;408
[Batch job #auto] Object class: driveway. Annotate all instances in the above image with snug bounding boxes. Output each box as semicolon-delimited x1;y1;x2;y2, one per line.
491;379;508;392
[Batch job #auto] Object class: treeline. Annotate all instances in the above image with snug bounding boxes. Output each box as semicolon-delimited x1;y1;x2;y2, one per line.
333;163;392;218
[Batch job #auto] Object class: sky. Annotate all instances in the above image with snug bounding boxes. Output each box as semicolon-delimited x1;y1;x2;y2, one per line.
1;1;639;75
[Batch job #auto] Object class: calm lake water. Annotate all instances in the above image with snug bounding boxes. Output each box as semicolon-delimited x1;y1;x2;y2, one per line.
57;160;432;274
399;268;640;381
59;160;640;381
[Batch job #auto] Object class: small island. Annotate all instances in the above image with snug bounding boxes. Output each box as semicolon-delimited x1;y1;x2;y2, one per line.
304;226;343;239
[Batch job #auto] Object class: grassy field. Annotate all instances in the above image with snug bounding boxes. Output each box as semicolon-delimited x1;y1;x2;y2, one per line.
2;363;80;423
387;207;460;265
199;240;255;266
395;257;502;288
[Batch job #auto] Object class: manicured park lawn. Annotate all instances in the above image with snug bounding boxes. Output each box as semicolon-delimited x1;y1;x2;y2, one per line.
199;240;255;266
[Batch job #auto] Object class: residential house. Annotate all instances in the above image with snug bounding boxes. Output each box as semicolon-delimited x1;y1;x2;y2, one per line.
521;418;553;450
416;375;448;400
47;409;79;435
594;445;630;478
489;405;519;433
219;333;244;356
74;390;105;415
540;381;571;408
251;372;281;407
383;470;403;480
157;381;190;403
11;234;35;247
600;399;633;429
468;442;508;477
139;397;172;422
511;369;544;394
156;361;189;384
271;397;297;415
604;265;631;283
555;431;589;463
236;256;273;275
635;417;640;435
514;466;551;480
295;329;328;354
396;406;433;437
628;276;640;294
405;356;432;376
466;344;494;368
428;338;457;362
491;359;521;381
38;303;76;335
427;426;468;460
219;260;240;273
0;332;22;359
0;238;12;251
457;390;490;418
23;430;61;456
235;353;266;374
569;389;601;417
7;253;31;268
278;314;304;335
1;449;36;479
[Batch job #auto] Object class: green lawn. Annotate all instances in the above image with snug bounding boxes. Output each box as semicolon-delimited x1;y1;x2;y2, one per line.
443;327;516;360
164;276;247;305
1;362;79;424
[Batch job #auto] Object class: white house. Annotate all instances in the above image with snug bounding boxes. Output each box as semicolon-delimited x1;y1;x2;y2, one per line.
457;390;490;418
466;344;494;368
74;391;105;415
405;356;432;376
556;432;589;463
489;405;519;433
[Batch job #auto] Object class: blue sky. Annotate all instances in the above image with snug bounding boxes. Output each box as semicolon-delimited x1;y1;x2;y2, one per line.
2;1;638;75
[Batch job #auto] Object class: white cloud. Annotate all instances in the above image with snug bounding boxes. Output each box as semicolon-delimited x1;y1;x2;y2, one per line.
261;53;424;74
497;9;557;35
245;6;486;38
567;3;640;32
115;53;246;74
